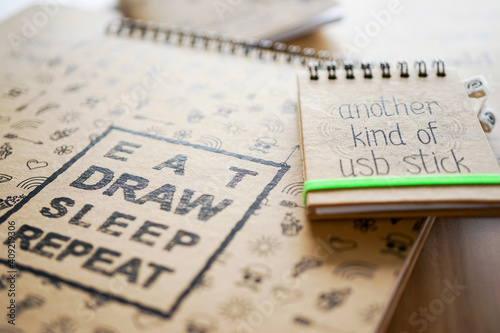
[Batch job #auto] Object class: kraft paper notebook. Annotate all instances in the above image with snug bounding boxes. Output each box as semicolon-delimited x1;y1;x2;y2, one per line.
0;6;434;333
298;65;500;220
119;0;343;41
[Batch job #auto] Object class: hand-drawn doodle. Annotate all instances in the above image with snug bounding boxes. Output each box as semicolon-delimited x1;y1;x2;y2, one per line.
93;327;115;333
50;128;78;141
185;313;218;333
36;73;53;84
0;194;26;210
293;316;314;327
174;130;192;140
215;106;236;117
64;64;78;76
219;297;253;322
16;90;46;111
85;294;112;311
54;145;73;155
251;197;269;216
93;119;113;129
81;95;105;108
333;261;378;280
281;182;303;196
133;115;173;126
3;86;28;99
47;57;62;67
353;218;377;233
358;303;383;324
247;104;263;112
108;105;127;116
259;118;284;133
58;110;81;124
249;236;281;257
281;213;303;236
223;122;245;135
327;236;357;252
196;135;223;151
0;142;13;160
237;263;272;291
187;108;205;123
146;126;167;136
40;277;63;289
27;159;48;170
282;99;297;114
17;294;45;316
381;233;414;259
4;134;43;145
0;173;13;183
88;133;100;143
40;316;78;333
0;272;22;289
279;200;305;209
271;286;303;304
293;315;353;333
36;102;60;115
17;176;48;190
292;256;323;278
10;119;44;129
63;82;87;93
136;97;150;110
249;137;278;154
316;288;352;311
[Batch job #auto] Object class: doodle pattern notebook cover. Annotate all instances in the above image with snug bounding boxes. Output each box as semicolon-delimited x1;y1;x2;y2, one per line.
0;7;434;333
298;67;500;220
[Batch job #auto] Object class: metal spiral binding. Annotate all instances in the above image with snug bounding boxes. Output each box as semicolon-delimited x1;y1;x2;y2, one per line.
105;18;446;82
105;17;346;66
308;59;446;80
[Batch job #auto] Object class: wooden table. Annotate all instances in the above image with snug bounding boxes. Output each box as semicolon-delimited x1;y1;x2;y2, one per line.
387;217;500;333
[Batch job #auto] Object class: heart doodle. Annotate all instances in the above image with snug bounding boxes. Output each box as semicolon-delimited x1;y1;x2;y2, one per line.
327;237;357;252
27;159;48;170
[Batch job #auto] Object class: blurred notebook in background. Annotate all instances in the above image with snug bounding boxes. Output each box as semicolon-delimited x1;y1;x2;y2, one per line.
0;6;431;333
119;0;343;41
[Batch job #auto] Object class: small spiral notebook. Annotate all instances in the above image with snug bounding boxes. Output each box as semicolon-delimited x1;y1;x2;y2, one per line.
298;63;500;220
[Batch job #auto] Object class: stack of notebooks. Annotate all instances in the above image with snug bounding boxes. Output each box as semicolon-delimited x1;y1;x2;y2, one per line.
0;5;498;333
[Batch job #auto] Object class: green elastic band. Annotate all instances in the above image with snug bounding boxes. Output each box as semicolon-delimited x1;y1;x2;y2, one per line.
303;174;500;204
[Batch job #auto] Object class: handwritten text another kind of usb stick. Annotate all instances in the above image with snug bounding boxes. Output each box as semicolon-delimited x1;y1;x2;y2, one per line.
332;95;470;177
